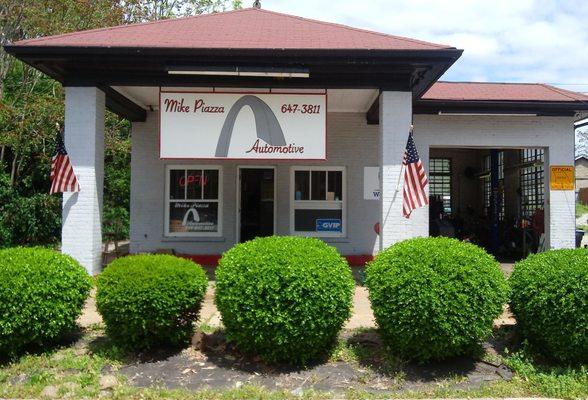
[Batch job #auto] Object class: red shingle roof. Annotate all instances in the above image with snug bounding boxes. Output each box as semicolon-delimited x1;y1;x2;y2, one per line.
423;82;588;102
11;8;453;51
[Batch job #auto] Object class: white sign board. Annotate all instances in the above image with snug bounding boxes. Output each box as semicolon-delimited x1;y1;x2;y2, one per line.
159;91;327;159
364;167;381;200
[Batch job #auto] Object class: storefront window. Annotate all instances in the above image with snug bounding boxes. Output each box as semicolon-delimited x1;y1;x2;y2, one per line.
482;152;505;220
519;149;544;219
429;158;452;214
291;167;345;237
294;171;310;200
165;166;222;236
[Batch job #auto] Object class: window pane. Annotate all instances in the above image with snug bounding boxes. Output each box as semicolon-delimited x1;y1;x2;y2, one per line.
519;149;544;218
169;170;185;200
294;209;342;232
430;158;450;174
429;158;451;213
261;169;274;201
186;169;204;200
294;171;309;200
482;152;505;220
203;169;219;200
327;171;343;201
311;171;326;200
169;201;219;233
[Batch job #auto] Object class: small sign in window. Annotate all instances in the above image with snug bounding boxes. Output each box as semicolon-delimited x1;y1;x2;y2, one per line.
316;219;342;232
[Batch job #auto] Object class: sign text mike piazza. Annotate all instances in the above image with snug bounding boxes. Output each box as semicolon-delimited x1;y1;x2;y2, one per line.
159;91;327;160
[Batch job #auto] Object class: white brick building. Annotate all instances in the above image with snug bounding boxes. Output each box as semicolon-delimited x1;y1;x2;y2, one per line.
6;7;588;274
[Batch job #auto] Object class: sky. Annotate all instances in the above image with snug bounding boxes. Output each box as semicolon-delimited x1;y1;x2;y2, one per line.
263;0;588;94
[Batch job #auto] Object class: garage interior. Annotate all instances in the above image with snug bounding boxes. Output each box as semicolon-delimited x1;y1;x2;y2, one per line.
429;147;546;260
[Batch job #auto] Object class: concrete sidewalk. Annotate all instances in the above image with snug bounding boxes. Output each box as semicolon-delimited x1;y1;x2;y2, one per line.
79;282;515;330
195;285;376;330
78;284;377;329
80;262;515;329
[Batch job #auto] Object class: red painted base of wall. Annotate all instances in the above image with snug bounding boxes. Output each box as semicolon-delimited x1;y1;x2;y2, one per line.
179;254;222;266
344;255;375;266
179;254;374;267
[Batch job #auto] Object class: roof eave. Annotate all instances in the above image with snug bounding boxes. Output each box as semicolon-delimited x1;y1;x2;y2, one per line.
4;43;462;120
4;44;461;58
414;99;588;116
4;44;462;90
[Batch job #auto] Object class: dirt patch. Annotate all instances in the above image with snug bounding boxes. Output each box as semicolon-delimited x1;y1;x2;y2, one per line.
117;329;513;395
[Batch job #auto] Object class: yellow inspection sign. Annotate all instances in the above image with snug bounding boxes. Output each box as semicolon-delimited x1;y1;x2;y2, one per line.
550;165;575;190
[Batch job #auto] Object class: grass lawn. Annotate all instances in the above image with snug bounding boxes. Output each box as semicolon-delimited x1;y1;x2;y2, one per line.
1;324;587;400
576;202;588;218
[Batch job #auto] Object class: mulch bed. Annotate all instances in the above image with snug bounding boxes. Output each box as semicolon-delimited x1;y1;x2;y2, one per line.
112;328;514;395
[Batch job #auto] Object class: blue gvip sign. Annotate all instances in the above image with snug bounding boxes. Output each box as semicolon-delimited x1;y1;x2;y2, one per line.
316;219;342;232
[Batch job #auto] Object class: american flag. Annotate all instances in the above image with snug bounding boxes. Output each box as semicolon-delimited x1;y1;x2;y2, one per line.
402;131;428;218
50;134;80;194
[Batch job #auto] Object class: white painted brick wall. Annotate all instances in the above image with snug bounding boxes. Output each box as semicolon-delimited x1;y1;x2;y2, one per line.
130;111;381;256
379;91;428;250
129;103;577;256
413;114;577;249
62;87;105;275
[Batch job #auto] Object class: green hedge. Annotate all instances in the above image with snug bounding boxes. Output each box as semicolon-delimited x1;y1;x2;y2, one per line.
0;247;91;357
366;237;509;361
215;236;354;364
510;249;588;364
96;254;208;351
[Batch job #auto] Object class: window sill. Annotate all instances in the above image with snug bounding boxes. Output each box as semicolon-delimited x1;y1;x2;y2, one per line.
291;233;349;242
323;237;350;243
161;236;226;243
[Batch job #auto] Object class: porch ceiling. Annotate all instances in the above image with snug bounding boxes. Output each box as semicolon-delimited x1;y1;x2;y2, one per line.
111;86;379;114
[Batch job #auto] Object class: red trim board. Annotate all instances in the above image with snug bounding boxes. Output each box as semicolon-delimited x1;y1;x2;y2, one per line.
179;254;374;267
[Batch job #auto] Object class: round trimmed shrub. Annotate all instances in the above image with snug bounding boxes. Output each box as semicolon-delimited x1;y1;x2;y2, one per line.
510;249;588;364
215;236;354;364
366;237;509;362
0;247;92;357
96;254;208;351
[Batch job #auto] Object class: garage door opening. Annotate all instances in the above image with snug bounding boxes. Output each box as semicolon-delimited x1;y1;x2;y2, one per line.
429;148;546;260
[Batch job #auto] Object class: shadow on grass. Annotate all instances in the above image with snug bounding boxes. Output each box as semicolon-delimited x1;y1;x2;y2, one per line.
486;324;520;356
344;328;510;385
0;327;84;367
87;333;185;365
201;265;217;282
350;266;366;286
199;329;335;375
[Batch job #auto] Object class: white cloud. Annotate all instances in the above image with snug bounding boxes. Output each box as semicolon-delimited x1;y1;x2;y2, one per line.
262;0;588;93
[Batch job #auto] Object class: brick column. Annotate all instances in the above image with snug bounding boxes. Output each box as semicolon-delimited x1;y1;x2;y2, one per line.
379;91;428;251
545;133;576;249
62;87;105;275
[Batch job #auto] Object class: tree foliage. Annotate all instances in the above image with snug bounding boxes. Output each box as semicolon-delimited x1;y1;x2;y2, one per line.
0;0;238;247
576;127;588;159
121;0;242;22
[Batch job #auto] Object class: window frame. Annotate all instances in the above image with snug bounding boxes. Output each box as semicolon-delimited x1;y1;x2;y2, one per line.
429;158;452;214
164;164;223;237
483;152;505;220
519;149;545;219
289;166;346;238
